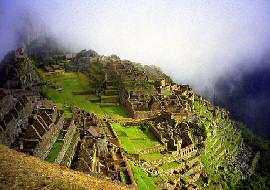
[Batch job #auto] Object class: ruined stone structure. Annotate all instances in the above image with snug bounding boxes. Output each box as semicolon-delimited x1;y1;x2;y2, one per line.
100;60;193;120
72;108;137;189
0;91;35;147
150;113;198;159
18;105;64;159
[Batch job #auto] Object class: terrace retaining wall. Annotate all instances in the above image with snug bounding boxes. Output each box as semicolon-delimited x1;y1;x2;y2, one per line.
55;120;77;163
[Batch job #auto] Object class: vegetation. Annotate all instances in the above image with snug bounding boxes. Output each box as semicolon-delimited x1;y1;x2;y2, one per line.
74;49;98;60
2;43;269;189
129;161;158;190
190;124;207;140
40;72;129;119
140;151;171;162
61;131;80;166
46;140;64;163
139;120;151;133
158;161;181;170
112;123;161;154
236;122;270;189
0;145;129;190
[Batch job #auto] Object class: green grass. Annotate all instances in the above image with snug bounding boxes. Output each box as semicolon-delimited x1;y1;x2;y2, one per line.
89;95;100;101
163;90;171;96
41;72;130;119
140;151;171;162
100;95;119;99
41;84;105;117
112;123;162;154
158;161;181;170
58;134;64;140
129;161;158;190
64;110;73;118
194;100;200;110
101;106;130;119
46;139;64;163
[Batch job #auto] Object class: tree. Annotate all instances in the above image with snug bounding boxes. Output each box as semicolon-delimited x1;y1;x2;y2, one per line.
139;121;151;133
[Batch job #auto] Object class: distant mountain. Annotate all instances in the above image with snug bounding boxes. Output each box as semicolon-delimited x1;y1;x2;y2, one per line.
214;64;270;139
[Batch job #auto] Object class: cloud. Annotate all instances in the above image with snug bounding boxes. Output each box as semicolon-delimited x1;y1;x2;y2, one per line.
1;0;270;93
0;1;45;60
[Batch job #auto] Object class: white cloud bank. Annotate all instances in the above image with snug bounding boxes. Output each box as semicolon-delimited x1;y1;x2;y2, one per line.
1;0;270;92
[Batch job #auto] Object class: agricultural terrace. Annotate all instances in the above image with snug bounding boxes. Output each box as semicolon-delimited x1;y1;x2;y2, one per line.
111;123;162;154
40;72;130;119
129;161;158;190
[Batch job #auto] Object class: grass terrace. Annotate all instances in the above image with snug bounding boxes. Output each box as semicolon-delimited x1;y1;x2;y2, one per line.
140;151;171;162
40;72;130;119
61;131;80;166
46;134;64;163
112;123;162;154
158;161;181;170
100;105;130;119
129;161;158;190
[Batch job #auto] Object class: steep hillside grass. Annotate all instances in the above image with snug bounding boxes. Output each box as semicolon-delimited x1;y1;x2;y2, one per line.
0;145;130;190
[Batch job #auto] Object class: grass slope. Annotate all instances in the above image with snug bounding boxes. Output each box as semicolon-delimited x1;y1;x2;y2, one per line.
41;72;130;119
112;123;162;154
0;145;130;190
129;161;158;190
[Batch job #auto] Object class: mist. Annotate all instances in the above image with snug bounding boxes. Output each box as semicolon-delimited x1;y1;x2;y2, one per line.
1;0;270;90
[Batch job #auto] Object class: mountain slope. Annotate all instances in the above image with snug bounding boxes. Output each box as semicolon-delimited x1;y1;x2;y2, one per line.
0;145;130;190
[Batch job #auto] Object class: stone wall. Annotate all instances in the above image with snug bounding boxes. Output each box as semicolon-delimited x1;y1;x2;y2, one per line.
0;93;13;120
139;146;164;154
55;120;77;164
179;144;196;158
107;123;124;150
123;101;135;118
100;96;119;103
61;134;80;168
123;156;138;190
0;96;34;147
133;110;159;119
149;125;167;146
158;162;186;176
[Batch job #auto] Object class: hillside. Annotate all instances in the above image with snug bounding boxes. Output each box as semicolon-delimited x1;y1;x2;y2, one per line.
0;144;130;190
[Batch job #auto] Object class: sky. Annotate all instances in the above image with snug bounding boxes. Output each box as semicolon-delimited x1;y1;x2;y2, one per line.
1;0;270;92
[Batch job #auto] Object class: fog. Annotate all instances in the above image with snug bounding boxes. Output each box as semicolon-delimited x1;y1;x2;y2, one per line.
1;0;270;91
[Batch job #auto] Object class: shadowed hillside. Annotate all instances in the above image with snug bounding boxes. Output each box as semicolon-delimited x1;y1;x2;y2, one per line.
214;63;270;139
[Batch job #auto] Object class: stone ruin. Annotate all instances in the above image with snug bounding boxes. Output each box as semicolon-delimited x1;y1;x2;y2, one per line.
71;107;137;188
97;59;196;120
74;52;195;121
20;106;65;160
150;112;198;159
0;89;35;147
